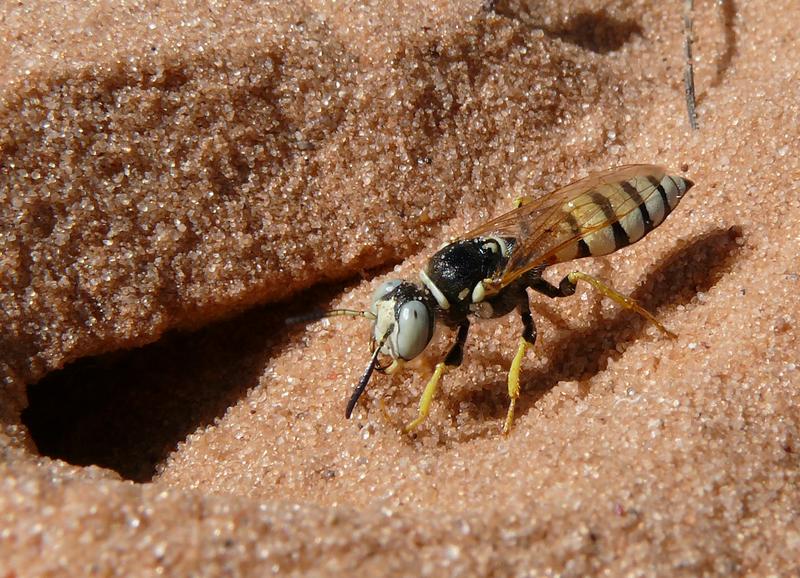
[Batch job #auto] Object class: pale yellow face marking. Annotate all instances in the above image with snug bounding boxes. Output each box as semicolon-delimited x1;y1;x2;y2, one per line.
373;299;398;357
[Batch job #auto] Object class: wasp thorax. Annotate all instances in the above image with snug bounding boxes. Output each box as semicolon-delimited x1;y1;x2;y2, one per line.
421;237;510;310
371;281;434;361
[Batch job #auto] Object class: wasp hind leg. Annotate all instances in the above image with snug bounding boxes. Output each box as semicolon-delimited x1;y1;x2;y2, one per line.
532;271;675;338
405;321;470;433
504;298;537;434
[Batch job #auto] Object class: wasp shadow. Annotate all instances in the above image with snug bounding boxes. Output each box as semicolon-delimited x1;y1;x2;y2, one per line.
712;0;737;88
487;2;643;54
440;226;743;437
545;10;643;54
21;281;353;483
695;0;737;109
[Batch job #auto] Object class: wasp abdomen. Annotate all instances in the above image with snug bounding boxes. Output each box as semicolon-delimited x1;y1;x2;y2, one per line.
550;172;693;264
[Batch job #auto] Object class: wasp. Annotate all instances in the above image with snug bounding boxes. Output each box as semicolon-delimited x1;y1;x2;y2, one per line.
326;165;693;433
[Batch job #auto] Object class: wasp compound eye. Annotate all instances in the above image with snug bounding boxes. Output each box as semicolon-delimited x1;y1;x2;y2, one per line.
395;300;433;361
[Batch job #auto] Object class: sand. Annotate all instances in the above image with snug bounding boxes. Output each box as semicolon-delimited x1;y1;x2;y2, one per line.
1;0;799;575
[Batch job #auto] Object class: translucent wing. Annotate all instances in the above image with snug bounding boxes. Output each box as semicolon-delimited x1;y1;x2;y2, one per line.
463;165;674;293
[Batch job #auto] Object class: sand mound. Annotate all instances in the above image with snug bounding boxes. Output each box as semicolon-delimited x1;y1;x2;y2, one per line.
1;1;798;575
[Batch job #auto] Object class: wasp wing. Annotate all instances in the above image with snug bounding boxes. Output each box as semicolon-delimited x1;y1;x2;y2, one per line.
463;165;669;292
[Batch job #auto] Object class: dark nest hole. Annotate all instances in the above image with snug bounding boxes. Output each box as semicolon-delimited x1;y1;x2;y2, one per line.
21;283;347;483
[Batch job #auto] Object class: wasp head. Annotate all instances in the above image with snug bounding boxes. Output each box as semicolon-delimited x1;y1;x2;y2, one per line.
369;280;435;364
345;280;435;418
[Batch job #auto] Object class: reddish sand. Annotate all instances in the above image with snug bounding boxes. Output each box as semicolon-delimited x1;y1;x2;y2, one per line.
1;0;799;575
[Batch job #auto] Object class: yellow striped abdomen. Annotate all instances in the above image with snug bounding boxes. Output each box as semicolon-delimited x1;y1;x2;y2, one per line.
550;171;693;263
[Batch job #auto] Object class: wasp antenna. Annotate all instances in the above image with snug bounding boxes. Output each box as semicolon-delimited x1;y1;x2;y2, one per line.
325;308;377;320
284;309;327;325
285;308;376;326
346;327;390;418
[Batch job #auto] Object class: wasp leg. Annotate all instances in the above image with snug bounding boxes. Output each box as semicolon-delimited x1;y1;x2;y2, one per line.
504;298;537;434
385;359;405;375
531;272;675;338
513;195;535;208
405;321;470;433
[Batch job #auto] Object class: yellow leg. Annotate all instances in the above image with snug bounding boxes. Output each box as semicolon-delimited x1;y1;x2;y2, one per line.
404;362;447;432
513;195;535;208
385;359;405;375
567;271;676;338
503;337;529;434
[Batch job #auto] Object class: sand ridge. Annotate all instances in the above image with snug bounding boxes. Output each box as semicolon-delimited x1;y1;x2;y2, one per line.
1;0;799;575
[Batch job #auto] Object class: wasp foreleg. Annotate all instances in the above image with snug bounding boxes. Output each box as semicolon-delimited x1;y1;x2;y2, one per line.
405;321;470;433
504;297;537;434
